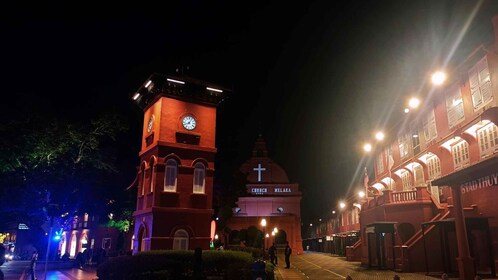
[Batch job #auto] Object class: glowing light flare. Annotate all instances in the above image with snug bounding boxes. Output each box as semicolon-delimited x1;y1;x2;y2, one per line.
358;191;365;198
375;132;385;141
339;202;346;209
431;71;447;85
132;93;140;100
363;143;372;153
260;218;267;227
408;97;421;109
145;80;152;88
273;227;278;233
404;108;410;113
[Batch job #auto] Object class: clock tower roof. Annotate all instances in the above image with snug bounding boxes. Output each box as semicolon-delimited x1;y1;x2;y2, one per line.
132;73;230;111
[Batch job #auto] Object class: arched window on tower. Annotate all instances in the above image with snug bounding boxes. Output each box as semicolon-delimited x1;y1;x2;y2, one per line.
140;163;146;196
150;157;156;193
173;229;189;250
164;159;178;192
193;162;205;194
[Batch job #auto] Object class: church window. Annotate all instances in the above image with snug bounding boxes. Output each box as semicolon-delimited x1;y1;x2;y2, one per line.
164;159;178;192
173;229;189;250
469;56;492;111
477;122;498;158
193;162;205;194
451;140;469;170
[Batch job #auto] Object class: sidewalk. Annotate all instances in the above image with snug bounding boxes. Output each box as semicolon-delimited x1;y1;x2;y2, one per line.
273;256;307;280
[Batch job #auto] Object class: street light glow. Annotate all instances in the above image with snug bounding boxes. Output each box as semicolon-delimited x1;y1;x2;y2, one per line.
363;143;372;152
431;71;446;85
260;218;267;227
339;202;346;209
358;191;365;198
273;227;278;233
404;108;410;113
408;97;420;109
375;131;385;141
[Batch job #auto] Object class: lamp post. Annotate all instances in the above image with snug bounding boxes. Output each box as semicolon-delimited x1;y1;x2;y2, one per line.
260;218;267;251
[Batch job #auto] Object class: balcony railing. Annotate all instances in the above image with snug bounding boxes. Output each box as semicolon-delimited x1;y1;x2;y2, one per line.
392;190;417;203
365;186;432;210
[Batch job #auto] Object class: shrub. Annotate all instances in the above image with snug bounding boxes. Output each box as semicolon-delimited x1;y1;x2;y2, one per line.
96;250;262;280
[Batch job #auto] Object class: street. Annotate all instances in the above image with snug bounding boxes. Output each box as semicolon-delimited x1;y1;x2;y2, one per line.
275;251;469;280
0;261;97;280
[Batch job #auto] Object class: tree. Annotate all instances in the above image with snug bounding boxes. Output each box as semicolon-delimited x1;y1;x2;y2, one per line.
0;113;129;229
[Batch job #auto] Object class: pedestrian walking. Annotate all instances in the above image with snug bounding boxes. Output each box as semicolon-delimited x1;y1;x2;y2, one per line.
284;242;292;269
269;243;277;265
29;250;38;280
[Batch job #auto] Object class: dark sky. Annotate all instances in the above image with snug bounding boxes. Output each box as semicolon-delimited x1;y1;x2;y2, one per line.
2;1;498;222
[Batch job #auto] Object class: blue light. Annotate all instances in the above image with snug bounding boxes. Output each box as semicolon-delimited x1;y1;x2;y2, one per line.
53;235;61;241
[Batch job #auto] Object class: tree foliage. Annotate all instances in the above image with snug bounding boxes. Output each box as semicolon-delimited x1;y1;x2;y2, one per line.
0;113;129;228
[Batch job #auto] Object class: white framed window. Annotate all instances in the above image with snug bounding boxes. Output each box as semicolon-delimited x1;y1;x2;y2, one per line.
423;110;437;142
445;85;465;128
452;140;469;169
427;154;441;180
172;229;189;250
477;122;498;158
400;170;412;190
141;164;146;196
164;159;178;192
469;56;492;111
413;164;424;187
386;147;394;169
193;162;205;194
398;134;410;159
376;153;384;174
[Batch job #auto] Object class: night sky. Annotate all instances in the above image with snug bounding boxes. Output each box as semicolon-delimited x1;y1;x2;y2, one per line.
2;1;498;223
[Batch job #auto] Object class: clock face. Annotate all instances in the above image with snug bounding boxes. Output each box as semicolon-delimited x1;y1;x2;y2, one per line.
182;115;197;130
147;116;154;133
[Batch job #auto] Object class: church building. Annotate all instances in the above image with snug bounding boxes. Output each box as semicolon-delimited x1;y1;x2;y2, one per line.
226;135;304;255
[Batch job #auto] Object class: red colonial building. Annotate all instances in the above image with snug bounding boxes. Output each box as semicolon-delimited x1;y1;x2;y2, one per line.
131;74;227;253
311;15;498;280
226;135;304;255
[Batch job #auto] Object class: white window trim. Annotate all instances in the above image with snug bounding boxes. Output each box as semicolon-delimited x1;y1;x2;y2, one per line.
477;122;498;158
164;159;178;192
172;229;189;250
469;56;492;111
193;163;206;194
427;155;441;180
451;140;470;170
423;110;437;142
445;85;465;128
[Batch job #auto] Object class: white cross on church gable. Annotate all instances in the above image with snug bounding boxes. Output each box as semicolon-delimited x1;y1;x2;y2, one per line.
253;163;266;182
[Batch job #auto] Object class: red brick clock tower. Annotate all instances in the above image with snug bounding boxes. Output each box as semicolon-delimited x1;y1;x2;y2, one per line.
131;73;227;253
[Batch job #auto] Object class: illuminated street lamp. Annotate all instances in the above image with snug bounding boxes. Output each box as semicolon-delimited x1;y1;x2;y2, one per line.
375;131;385;141
339;202;346;209
261;218;267;251
363;143;372;153
431;71;446;86
408;97;421;109
358;191;365;198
